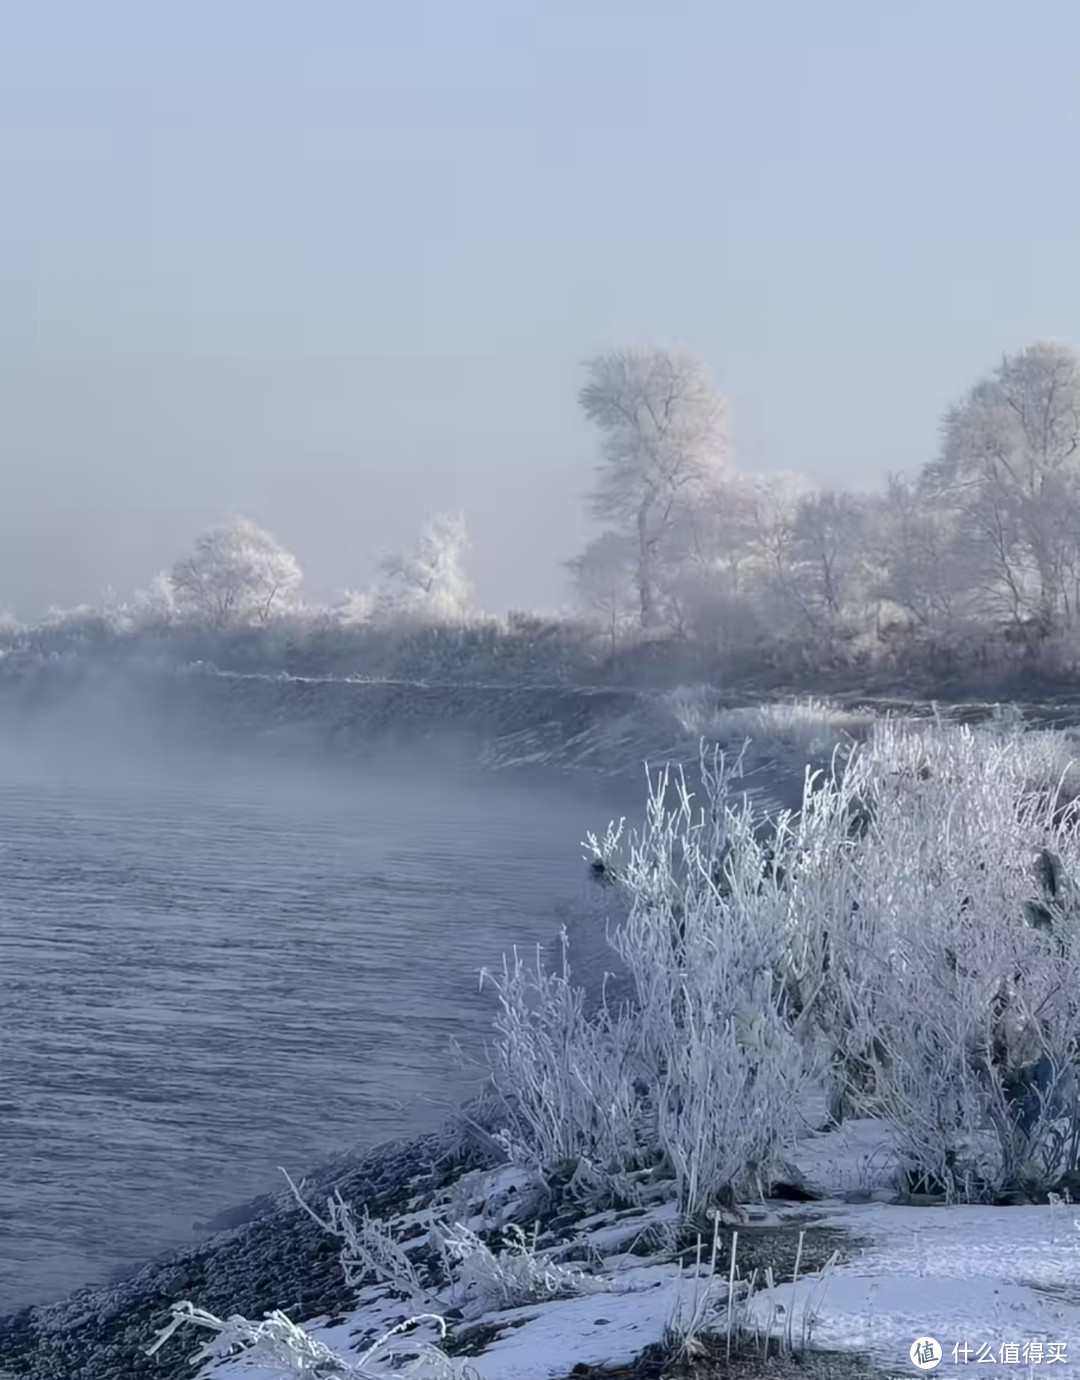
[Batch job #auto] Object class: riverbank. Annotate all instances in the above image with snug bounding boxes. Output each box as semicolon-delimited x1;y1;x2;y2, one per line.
187;1104;1080;1379
5;1093;1077;1379
2;687;1079;1377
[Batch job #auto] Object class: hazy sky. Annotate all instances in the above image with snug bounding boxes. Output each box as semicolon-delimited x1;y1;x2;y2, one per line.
3;0;1080;619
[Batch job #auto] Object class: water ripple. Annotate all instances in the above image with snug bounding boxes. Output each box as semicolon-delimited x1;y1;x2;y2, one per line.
0;751;632;1312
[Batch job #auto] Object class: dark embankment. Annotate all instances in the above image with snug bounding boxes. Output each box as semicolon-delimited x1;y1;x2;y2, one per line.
3;659;1078;787
0;663;695;779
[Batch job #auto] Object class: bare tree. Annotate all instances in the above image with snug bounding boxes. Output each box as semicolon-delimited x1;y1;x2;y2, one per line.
169;517;302;628
579;348;731;629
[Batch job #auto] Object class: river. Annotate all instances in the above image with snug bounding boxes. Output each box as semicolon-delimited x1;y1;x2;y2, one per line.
0;732;640;1313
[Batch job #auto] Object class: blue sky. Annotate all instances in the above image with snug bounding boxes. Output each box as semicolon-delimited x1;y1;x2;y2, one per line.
2;0;1078;615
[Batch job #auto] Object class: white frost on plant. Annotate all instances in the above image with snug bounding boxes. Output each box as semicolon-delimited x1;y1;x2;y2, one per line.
168;517;303;629
487;717;1080;1207
371;512;473;627
150;1302;468;1378
437;1221;607;1319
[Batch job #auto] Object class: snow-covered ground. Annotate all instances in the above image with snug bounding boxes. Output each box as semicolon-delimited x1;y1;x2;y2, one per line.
169;1106;1080;1380
748;1117;1080;1377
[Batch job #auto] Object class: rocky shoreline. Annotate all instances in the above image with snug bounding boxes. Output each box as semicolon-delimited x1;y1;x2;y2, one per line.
0;1120;495;1380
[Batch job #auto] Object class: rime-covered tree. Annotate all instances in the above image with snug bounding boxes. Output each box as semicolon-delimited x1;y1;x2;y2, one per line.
923;342;1080;634
168;517;302;628
332;587;376;627
374;510;472;624
579;348;731;629
565;531;639;650
789;489;874;634
737;472;817;635
869;475;975;633
129;572;178;627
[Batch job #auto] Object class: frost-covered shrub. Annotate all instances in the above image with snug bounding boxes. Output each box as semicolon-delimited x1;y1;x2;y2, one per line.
480;931;654;1181
598;755;814;1212
283;1171;444;1310
149;1303;466;1379
777;718;1080;1199
666;689;873;763
149;1176;474;1377
486;717;1080;1212
437;1221;604;1319
765;720;1080;1199
486;749;814;1215
148;1168;611;1373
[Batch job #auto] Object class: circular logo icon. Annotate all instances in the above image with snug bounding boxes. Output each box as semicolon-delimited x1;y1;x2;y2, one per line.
910;1337;943;1371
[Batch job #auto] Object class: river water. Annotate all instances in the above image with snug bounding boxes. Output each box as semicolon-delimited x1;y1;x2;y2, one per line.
0;733;641;1313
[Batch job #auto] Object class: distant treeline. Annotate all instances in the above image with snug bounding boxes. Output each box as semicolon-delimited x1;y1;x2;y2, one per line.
8;341;1080;701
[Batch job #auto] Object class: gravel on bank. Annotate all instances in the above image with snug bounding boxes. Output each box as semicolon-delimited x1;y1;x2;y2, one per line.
0;1125;494;1380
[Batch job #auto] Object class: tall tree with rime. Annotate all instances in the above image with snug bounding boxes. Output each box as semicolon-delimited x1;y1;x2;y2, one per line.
578;348;731;629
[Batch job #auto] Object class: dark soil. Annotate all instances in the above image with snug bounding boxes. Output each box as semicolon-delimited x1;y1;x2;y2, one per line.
564;1332;891;1380
668;1219;863;1284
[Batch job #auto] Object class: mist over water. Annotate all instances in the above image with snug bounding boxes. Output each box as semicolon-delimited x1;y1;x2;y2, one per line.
0;721;637;1313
